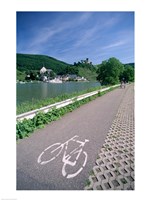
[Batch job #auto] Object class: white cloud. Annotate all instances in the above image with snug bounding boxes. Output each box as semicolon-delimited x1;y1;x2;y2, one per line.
28;13;94;49
73;26;99;48
29;25;67;49
102;40;127;50
17;12;134;64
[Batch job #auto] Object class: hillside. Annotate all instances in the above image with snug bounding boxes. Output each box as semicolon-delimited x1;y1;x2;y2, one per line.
78;67;97;81
17;53;97;81
17;53;71;75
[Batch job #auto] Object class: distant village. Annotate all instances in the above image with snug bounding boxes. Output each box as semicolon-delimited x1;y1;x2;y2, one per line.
39;66;87;83
17;57;93;83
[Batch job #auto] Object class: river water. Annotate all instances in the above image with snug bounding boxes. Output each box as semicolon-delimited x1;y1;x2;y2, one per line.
17;81;100;105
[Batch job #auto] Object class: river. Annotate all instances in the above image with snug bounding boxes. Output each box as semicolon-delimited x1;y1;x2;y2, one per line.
17;81;100;105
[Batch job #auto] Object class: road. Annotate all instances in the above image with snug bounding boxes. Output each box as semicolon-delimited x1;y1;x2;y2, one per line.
17;84;131;190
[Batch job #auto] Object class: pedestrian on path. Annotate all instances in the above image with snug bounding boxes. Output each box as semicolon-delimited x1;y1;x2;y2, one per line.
120;78;126;89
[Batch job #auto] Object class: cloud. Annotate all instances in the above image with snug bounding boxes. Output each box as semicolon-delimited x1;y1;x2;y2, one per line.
73;26;99;48
72;13;123;49
29;25;67;49
102;40;127;50
17;12;134;64
28;13;93;49
31;13;93;46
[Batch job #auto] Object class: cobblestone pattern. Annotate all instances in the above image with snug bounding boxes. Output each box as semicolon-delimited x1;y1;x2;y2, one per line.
84;84;134;190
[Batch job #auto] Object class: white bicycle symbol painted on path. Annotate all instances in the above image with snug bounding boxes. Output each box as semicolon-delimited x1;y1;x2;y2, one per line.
37;135;89;179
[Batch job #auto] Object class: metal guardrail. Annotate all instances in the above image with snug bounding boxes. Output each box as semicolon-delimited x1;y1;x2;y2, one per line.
16;84;119;121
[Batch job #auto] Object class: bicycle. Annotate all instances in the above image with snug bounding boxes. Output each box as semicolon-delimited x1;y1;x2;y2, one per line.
37;135;89;179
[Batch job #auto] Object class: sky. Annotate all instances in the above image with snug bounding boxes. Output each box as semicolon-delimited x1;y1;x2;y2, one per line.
17;12;134;65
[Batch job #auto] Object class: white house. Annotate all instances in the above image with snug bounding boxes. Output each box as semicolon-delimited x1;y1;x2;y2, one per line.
40;67;47;74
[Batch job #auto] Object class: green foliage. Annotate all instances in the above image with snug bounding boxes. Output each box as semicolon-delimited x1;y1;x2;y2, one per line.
16;119;35;139
33;112;47;128
17;70;26;81
78;67;97;81
120;65;134;82
17;53;70;74
97;57;124;85
58;65;79;76
73;60;97;81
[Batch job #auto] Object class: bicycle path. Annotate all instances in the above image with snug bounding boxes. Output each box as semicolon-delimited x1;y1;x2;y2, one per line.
17;84;133;190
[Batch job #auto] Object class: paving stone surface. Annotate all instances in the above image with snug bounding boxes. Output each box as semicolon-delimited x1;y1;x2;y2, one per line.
84;84;134;190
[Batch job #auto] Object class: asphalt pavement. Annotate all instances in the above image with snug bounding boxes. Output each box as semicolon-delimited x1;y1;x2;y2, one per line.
17;84;131;190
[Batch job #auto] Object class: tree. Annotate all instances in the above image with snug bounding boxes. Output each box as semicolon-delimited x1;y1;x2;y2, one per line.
17;70;26;81
120;65;134;82
97;57;124;85
25;70;39;81
50;71;56;79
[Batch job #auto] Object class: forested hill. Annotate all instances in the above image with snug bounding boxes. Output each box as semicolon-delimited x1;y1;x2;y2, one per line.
17;53;97;81
17;53;71;75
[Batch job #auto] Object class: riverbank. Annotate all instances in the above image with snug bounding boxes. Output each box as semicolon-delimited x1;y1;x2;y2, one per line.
17;84;104;114
17;81;100;106
16;85;120;140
